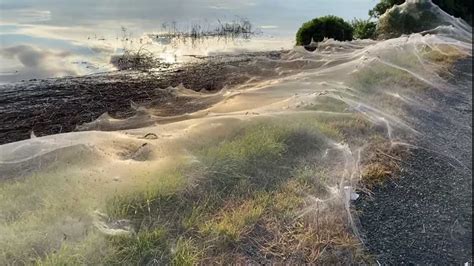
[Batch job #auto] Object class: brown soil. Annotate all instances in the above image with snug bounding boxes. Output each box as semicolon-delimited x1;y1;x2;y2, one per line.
0;51;284;144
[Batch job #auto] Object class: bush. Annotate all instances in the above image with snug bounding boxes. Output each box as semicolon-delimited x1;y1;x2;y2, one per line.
351;19;377;39
376;1;446;39
296;15;354;45
369;0;405;18
433;0;472;25
369;0;472;25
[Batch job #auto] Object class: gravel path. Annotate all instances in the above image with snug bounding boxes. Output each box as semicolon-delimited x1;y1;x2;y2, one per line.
356;58;472;264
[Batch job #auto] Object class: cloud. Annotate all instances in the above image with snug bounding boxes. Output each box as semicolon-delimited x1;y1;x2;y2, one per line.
0;44;81;82
89;45;115;55
260;25;279;29
207;0;257;10
0;9;51;23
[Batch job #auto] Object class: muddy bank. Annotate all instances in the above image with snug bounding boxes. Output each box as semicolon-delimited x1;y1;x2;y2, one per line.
0;51;284;145
356;58;472;264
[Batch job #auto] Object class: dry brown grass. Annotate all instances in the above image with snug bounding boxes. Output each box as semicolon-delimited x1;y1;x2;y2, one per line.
359;137;408;192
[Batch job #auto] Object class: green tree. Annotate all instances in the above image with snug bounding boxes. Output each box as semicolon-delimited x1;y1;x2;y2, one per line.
369;0;405;18
369;0;472;25
296;15;354;45
433;0;473;25
376;1;448;39
351;19;377;39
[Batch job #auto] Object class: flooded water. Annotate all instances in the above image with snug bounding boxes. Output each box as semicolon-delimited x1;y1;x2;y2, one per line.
0;0;374;83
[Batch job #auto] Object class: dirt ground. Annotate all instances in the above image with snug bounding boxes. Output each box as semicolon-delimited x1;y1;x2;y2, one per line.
0;51;283;144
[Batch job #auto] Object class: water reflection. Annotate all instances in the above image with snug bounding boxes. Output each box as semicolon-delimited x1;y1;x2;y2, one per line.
0;0;373;83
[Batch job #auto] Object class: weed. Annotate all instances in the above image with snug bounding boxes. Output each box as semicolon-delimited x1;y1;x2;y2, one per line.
171;238;202;266
107;228;169;264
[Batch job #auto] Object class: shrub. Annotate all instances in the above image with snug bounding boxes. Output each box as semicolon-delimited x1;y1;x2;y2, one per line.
433;0;473;25
369;0;405;18
110;47;161;71
369;0;472;25
351;19;377;39
296;15;354;45
376;1;444;39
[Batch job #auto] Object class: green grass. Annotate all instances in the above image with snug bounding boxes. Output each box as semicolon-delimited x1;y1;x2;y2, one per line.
0;150;190;265
352;63;420;92
105;169;186;221
2;112;382;265
0;170;95;265
84;121;369;264
37;245;85;266
35;233;108;266
25;116;379;264
304;95;351;113
199;193;270;243
171;238;202;266
107;228;169;264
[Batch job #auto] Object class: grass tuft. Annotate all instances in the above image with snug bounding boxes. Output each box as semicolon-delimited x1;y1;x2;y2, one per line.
107;228;169;264
171;238;202;266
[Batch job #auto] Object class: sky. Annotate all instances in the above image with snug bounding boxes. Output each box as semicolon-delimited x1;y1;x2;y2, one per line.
0;0;376;33
0;0;376;82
